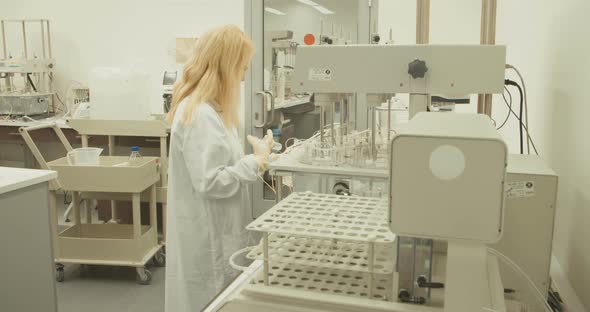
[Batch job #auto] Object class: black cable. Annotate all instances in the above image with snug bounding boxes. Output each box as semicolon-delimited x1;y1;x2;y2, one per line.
497;87;513;130
505;79;524;154
501;86;540;155
26;73;38;92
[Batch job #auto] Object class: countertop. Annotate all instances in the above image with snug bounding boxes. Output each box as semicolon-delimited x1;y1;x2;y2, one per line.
0;167;57;195
0;117;71;129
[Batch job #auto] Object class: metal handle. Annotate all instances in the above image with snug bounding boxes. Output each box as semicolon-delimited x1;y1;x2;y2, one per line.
255;91;278;128
264;91;276;127
255;91;268;128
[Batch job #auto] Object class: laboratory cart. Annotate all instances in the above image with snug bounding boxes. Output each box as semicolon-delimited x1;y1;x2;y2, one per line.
19;123;165;284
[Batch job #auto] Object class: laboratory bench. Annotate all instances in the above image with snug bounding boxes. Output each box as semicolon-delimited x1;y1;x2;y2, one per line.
0;167;58;312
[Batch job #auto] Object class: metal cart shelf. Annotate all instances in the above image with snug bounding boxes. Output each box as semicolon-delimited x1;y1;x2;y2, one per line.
19;124;165;285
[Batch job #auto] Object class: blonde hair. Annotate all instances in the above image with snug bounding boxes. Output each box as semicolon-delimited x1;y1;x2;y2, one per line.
167;25;254;127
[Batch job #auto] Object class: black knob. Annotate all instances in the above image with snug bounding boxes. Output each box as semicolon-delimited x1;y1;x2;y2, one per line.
408;59;428;79
372;34;381;43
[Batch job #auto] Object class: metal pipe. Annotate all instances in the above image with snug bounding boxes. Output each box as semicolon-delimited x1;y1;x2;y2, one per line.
276;176;283;203
47;20;52;58
1;20;7;59
368;240;375;297
40;21;46;58
387;98;392;142
320;104;325;143
21;21;28;59
371;106;377;160
416;0;430;44
480;0;488;44
478;0;497;116
339;97;345;145
330;101;336;145
263;233;269;286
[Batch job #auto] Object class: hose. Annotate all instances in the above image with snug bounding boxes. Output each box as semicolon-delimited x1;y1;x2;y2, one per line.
229;245;258;272
487;247;553;312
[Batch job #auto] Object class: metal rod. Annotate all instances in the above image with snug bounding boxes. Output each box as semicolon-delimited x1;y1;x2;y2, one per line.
40;21;46;58
387;98;392;142
263;232;269;286
368;240;375;297
339;97;345;145
160;136;168;243
1;21;7;59
320;104;325;143
276;176;283;203
47;21;52;58
21;21;28;59
330;101;336;145
150;184;157;234
73;192;81;231
108;136;117;222
371;106;377;160
480;0;489;44
132;193;142;239
478;0;497;116
416;0;430;44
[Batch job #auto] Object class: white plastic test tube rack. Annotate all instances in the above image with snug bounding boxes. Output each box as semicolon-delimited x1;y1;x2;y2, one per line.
246;192;398;301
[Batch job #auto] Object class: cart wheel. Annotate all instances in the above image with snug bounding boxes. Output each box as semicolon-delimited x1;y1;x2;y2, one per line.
56;265;65;283
136;268;152;285
152;250;166;267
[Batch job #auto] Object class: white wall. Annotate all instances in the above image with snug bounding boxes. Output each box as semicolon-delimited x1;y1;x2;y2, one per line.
1;0;244;115
380;0;589;309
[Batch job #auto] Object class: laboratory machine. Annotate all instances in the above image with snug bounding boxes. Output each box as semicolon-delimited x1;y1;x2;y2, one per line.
246;0;380;214
208;110;557;312
211;0;559;308
0;19;56;116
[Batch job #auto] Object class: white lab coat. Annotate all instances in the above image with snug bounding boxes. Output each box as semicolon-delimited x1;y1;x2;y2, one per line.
165;100;258;312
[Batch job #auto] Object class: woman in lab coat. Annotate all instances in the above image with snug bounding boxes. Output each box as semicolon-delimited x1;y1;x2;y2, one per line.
165;25;273;312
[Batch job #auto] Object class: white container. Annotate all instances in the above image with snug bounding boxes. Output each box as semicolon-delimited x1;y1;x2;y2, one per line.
66;147;103;166
89;67;151;120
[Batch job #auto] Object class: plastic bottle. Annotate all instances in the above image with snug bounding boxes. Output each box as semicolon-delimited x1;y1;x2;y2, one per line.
129;146;142;163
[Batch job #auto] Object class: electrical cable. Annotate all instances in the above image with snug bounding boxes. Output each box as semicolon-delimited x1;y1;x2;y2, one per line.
501;87;540;155
487;248;553;312
259;175;276;194
497;87;513;130
505;79;524;154
26;74;38;92
506;65;531;154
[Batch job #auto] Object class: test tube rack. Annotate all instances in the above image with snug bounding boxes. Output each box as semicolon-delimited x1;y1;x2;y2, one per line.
246;192;398;301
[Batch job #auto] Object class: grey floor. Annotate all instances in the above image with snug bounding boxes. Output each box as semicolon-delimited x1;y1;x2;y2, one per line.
55;197;165;312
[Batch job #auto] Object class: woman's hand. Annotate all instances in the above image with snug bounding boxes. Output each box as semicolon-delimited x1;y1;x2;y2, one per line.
247;129;274;172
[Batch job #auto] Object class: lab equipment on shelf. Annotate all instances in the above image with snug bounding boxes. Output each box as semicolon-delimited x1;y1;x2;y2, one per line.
0;19;56;116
